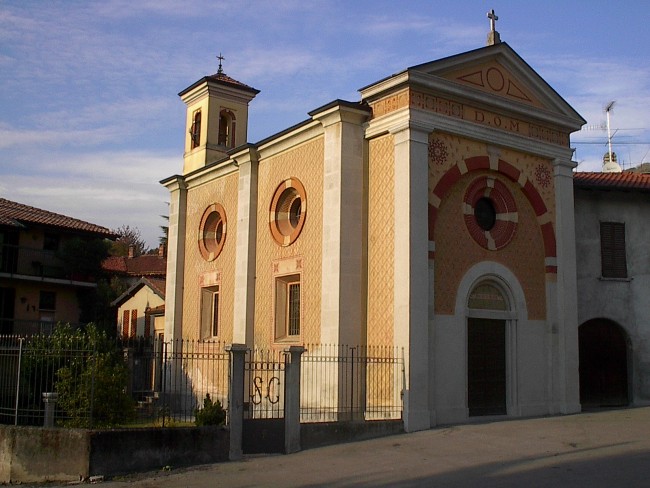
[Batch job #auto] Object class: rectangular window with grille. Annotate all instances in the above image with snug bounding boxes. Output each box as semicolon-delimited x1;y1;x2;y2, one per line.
600;221;627;278
201;285;220;338
287;282;301;336
275;274;301;341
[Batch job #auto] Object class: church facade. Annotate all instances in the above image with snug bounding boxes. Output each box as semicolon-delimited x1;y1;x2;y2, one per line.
163;36;588;431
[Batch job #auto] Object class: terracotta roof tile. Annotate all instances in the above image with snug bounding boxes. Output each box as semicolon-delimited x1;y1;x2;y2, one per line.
147;304;165;315
110;276;166;307
179;71;260;97
0;198;115;236
206;71;258;92
148;278;166;296
573;172;650;192
102;254;166;276
102;256;128;273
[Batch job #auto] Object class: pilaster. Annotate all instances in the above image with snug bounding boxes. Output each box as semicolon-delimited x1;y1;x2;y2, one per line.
312;103;369;346
392;122;431;432
232;147;259;346
552;158;581;413
162;175;187;342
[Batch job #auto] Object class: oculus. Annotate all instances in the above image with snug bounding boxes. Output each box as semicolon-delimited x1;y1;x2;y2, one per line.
270;177;307;246
198;203;227;261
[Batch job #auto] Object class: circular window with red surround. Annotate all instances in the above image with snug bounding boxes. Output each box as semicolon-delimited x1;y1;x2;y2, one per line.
198;203;227;261
463;176;517;250
270;177;307;246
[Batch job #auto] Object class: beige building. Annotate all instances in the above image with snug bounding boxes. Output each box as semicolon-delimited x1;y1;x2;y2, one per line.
112;277;165;340
163;30;586;430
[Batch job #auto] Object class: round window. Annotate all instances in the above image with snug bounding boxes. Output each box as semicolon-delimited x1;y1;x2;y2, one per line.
198;203;227;261
463;176;517;251
270;178;307;246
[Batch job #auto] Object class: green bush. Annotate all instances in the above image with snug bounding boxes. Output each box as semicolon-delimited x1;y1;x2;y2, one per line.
194;394;226;426
25;323;135;428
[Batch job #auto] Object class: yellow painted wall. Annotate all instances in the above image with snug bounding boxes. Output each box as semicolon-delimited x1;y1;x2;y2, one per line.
182;171;239;342
366;134;395;346
430;133;553;319
254;137;324;348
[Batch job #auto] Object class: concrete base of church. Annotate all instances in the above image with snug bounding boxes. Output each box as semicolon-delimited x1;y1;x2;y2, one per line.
402;405;432;433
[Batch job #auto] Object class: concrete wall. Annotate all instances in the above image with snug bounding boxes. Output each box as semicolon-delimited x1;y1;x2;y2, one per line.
0;425;228;484
301;420;403;450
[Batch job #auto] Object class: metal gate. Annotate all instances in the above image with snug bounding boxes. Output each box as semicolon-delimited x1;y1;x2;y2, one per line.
242;350;286;454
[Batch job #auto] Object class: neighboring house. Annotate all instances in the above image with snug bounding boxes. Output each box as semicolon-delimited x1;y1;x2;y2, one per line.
0;198;115;335
111;277;165;340
103;245;167;339
102;246;167;288
573;170;650;408
163;24;592;432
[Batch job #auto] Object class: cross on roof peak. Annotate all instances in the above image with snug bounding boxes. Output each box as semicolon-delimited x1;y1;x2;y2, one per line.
217;53;225;74
487;9;498;32
486;9;501;46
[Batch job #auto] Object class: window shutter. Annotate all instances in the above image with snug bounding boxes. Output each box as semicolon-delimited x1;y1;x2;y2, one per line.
130;309;138;338
122;310;130;340
600;222;627;278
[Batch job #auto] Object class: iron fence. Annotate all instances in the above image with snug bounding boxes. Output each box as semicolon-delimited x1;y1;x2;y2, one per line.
0;334;403;429
0;334;230;428
244;348;286;419
300;344;404;422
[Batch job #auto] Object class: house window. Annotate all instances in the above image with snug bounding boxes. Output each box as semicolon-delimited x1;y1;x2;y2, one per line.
39;291;56;312
190;110;201;149
275;274;301;340
43;233;60;252
39;291;56;323
600;222;627;278
201;285;220;338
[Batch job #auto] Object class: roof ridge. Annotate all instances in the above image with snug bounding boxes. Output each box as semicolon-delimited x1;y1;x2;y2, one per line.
0;198;114;236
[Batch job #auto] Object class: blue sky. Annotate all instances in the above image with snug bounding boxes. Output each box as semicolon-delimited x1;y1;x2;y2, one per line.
1;1;649;247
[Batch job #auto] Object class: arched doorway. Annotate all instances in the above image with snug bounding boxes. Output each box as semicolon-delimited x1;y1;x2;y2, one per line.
467;281;511;416
579;319;629;408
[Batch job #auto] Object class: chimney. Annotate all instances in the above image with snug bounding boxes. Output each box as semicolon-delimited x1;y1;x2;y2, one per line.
128;245;135;259
158;244;166;257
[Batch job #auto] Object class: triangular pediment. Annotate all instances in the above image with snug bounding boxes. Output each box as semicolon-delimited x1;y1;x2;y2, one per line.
406;43;585;127
360;43;585;132
450;61;540;107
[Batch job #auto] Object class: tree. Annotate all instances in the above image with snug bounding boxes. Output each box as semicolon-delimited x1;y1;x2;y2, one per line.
59;237;111;280
194;393;226;426
111;225;147;257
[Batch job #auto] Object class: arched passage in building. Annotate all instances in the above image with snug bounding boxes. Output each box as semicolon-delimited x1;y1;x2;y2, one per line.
579;318;629;408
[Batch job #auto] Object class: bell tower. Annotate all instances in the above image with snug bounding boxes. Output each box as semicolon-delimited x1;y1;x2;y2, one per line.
179;55;259;174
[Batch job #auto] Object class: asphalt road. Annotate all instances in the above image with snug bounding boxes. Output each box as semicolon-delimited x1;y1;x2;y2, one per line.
40;407;650;487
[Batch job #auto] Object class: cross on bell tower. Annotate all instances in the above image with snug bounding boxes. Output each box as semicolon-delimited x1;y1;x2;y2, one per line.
486;9;501;46
217;53;225;75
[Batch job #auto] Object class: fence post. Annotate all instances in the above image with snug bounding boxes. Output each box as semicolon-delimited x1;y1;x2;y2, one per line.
14;337;24;426
284;346;305;454
42;392;58;428
226;343;247;461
